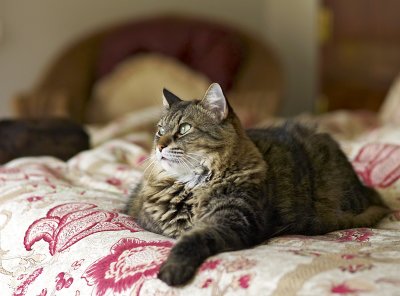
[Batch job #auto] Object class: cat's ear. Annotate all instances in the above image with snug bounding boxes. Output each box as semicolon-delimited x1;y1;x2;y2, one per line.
200;83;228;121
162;88;182;108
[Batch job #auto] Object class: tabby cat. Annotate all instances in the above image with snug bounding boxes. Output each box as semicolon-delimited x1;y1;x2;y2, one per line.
127;83;389;286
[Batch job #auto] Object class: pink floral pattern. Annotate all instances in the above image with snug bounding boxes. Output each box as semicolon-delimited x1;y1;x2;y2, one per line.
13;267;43;296
238;274;251;288
24;203;141;255
330;279;375;294
352;143;400;188
199;259;221;272
55;271;74;291
26;196;44;203
82;237;173;296
336;228;374;243
37;288;47;296
201;278;213;288
106;177;122;187
339;263;373;273
331;283;361;294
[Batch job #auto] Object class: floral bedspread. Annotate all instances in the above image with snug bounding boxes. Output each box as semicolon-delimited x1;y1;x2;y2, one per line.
1;111;400;296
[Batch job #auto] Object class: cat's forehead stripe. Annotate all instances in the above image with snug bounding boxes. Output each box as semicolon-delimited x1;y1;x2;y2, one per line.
163;108;185;128
169;111;182;125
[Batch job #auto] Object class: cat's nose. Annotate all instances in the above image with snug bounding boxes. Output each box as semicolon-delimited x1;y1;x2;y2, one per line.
157;144;166;152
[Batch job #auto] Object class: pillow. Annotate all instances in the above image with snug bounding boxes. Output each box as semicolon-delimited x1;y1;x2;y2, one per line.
86;53;211;123
379;74;400;125
95;16;243;90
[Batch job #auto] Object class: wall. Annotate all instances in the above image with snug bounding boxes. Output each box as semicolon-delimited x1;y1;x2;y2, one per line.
264;0;318;116
0;0;318;118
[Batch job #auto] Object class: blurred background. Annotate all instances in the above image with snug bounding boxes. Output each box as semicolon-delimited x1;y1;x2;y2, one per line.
0;0;399;126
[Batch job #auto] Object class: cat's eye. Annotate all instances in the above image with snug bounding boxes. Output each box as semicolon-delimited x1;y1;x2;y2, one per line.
158;126;166;136
179;123;192;135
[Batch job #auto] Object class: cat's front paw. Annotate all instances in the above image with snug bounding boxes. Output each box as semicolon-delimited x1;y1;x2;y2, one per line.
158;259;197;286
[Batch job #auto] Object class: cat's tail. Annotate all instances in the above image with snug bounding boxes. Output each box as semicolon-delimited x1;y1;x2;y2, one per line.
363;186;388;208
340;186;391;229
344;205;390;229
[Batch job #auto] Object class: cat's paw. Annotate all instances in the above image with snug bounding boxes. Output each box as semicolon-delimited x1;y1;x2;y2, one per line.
158;259;197;286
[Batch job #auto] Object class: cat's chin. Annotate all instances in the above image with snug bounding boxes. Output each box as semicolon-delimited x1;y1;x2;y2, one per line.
158;159;200;186
160;159;190;176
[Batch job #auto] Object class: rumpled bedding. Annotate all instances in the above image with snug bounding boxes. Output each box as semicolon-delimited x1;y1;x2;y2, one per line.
1;100;400;295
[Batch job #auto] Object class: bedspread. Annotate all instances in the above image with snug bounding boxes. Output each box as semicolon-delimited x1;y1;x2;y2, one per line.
1;113;400;296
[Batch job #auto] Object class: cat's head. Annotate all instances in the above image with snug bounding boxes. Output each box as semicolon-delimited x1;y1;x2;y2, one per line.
153;83;243;184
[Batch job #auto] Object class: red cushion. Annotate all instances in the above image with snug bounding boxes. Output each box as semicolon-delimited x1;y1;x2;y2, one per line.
96;16;243;91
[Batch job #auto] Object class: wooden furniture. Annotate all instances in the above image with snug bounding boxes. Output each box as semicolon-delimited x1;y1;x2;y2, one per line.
320;0;400;112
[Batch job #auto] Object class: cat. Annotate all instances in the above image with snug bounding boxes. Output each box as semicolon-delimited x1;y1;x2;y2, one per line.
127;83;389;286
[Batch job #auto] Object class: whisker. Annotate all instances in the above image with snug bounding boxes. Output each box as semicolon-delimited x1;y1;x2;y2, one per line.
186;152;204;158
184;154;201;163
180;157;194;171
146;160;157;180
182;156;197;168
138;155;154;166
178;160;188;172
175;154;193;172
142;156;155;171
142;156;156;175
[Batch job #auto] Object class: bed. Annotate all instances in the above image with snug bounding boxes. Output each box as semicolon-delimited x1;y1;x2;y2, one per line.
1;74;400;296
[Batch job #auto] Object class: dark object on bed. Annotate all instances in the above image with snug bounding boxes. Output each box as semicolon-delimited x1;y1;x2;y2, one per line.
0;118;89;164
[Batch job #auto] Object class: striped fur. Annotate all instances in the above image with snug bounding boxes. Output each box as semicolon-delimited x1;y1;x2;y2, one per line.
127;84;389;286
